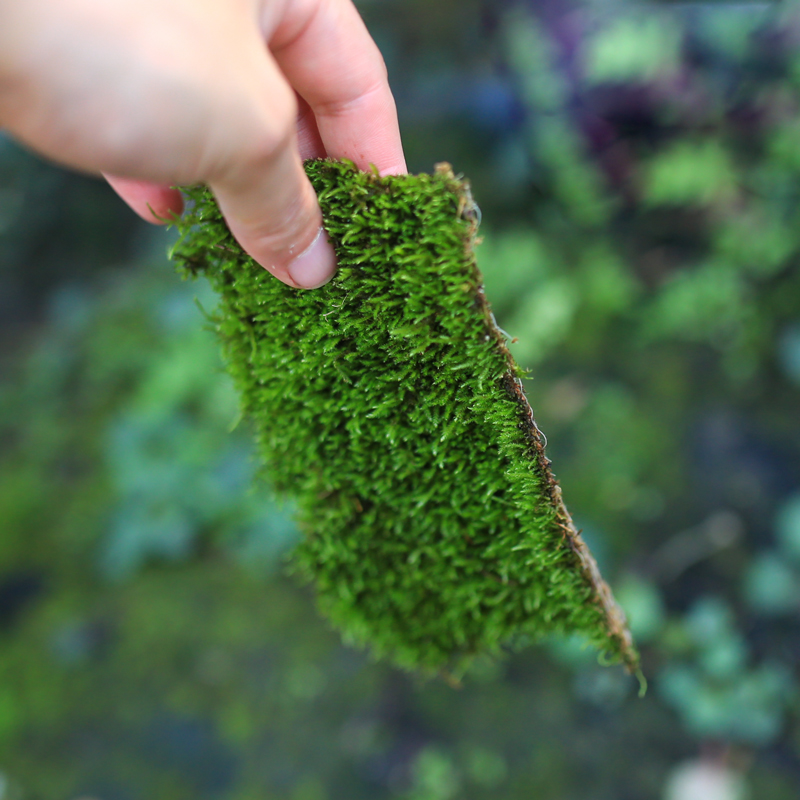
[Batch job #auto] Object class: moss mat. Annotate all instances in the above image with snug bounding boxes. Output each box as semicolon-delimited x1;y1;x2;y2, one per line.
171;159;638;678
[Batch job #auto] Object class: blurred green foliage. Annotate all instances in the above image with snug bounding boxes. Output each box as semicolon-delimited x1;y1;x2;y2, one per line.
3;0;800;797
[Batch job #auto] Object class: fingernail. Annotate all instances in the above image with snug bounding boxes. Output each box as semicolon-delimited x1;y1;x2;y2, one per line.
287;228;337;289
380;164;408;176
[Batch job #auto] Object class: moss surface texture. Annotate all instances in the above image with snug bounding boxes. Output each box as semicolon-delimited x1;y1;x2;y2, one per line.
171;159;638;677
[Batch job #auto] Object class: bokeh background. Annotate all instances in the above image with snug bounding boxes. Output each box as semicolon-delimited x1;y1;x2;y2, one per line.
2;1;800;798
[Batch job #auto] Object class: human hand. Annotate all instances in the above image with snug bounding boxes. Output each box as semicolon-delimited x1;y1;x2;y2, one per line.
0;0;406;288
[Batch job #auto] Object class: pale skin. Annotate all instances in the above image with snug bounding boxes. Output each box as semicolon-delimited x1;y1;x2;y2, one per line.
0;0;407;289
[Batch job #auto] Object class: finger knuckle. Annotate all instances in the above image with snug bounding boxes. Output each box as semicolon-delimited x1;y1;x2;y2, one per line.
244;90;298;165
255;195;318;255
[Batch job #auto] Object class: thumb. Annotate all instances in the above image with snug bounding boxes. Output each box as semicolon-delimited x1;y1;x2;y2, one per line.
210;129;336;290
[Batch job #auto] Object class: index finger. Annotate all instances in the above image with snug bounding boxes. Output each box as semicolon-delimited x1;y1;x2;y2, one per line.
266;0;406;176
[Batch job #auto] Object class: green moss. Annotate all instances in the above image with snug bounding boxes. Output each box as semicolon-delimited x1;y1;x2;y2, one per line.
171;159;637;676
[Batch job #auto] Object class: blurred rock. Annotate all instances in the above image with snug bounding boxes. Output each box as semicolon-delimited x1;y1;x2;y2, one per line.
663;759;748;800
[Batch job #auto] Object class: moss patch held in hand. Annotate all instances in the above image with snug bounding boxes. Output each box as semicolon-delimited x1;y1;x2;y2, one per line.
171;159;638;677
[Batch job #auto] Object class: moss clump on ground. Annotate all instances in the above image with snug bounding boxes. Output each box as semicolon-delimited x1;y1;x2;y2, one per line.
171;159;638;676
